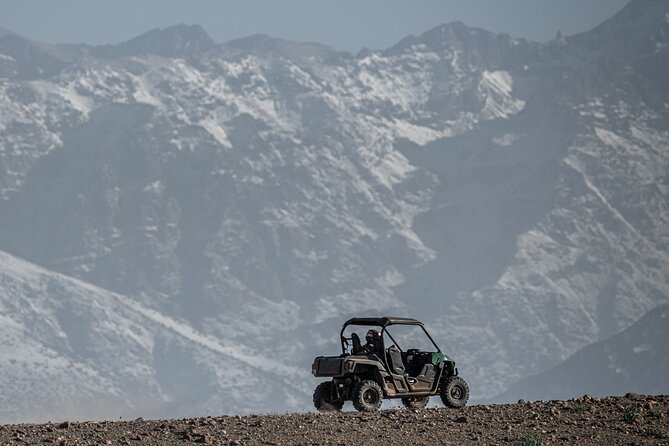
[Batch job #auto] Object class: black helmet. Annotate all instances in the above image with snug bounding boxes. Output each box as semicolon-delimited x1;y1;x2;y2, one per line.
366;329;381;343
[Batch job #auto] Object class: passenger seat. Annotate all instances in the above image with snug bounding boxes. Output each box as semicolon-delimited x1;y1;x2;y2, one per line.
386;345;406;375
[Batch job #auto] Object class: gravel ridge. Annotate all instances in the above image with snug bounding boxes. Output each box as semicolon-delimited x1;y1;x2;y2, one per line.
1;394;667;445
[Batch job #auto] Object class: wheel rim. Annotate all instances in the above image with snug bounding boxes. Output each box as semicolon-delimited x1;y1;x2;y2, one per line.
450;385;463;400
363;388;379;405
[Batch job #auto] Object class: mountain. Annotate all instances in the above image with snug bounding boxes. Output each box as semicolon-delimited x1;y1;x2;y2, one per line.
495;305;669;402
0;0;668;420
0;250;310;423
92;24;215;58
0;32;80;79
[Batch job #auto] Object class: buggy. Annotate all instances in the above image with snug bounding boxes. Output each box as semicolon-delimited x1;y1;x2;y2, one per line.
311;317;469;412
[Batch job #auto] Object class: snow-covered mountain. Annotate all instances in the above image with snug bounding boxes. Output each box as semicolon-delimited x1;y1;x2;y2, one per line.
495;304;669;402
0;249;311;423
0;0;668;420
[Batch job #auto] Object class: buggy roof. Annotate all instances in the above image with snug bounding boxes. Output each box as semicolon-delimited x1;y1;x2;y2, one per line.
342;317;423;328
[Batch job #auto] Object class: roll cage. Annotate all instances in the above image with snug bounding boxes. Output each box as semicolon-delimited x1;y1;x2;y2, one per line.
340;316;442;354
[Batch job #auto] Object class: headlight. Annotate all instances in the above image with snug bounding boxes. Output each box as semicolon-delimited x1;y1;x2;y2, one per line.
343;360;355;373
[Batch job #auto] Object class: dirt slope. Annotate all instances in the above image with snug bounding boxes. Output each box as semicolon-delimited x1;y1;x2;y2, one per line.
1;394;667;445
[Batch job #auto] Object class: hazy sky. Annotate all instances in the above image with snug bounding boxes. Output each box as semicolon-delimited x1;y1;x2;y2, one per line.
1;0;629;52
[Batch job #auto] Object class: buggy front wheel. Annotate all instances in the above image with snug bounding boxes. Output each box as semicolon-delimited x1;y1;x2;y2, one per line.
440;376;469;408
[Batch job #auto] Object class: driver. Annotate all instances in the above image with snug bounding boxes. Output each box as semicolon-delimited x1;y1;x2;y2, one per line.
361;329;382;355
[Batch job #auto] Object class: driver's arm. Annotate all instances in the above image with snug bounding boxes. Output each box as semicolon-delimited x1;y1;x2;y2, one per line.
360;342;374;354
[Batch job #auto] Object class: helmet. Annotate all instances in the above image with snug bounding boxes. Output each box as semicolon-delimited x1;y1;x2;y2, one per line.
366;329;381;343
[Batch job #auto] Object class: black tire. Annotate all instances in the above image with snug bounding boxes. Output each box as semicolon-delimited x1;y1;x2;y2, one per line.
313;381;344;412
352;380;383;412
401;396;429;409
440;376;469;408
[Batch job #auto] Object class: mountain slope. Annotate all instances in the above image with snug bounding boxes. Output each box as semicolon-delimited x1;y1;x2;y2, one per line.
567;0;669;54
0;250;310;423
496;305;669;402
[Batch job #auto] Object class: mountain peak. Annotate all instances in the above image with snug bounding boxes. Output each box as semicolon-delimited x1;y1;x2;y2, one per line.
93;24;215;58
389;22;468;49
220;34;348;62
0;31;74;79
387;21;504;56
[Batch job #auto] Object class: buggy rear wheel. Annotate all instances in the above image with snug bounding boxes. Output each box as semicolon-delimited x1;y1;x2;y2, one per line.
352;380;383;412
313;381;344;412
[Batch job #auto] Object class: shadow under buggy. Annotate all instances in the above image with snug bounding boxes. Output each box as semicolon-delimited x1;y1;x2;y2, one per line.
312;317;469;412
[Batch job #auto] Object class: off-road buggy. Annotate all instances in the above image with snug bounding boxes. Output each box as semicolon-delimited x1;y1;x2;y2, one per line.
311;317;469;412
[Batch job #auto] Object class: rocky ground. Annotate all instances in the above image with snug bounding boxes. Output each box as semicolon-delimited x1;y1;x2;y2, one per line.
1;394;667;445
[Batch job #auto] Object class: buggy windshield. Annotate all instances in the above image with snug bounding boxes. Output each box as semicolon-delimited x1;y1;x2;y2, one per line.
385;324;439;352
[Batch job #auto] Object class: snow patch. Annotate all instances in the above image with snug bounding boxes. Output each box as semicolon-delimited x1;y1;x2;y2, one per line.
375;269;405;288
482;70;514;96
632;343;652;354
393;119;448;145
142;181;164;193
32;81;96;117
493;133;521;148
131;73;161;107
595;127;626;147
260;208;303;229
480;70;525;119
398;227;436;262
372;149;417;187
200;118;232;149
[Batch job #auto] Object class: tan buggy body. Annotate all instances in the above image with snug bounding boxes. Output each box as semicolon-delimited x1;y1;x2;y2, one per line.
312;317;469;412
